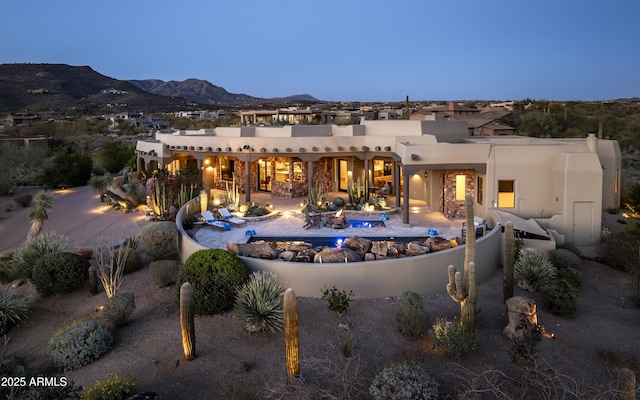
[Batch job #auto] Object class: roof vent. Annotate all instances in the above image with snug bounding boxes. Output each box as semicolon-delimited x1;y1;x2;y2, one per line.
411;154;420;161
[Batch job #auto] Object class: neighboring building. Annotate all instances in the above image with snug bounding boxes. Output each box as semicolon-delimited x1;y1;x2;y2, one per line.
136;120;620;244
0;135;49;149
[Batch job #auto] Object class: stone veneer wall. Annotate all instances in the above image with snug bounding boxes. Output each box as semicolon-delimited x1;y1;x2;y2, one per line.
313;157;333;194
442;169;475;218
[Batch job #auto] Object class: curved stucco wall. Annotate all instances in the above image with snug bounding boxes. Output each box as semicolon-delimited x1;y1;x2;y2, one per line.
177;199;502;299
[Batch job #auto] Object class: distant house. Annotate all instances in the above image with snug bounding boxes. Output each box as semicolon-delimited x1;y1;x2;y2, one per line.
136;119;619;244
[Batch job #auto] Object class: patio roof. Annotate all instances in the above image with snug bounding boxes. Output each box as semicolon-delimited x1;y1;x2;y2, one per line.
492;209;550;239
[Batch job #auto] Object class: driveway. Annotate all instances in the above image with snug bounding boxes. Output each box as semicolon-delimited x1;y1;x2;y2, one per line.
0;186;146;253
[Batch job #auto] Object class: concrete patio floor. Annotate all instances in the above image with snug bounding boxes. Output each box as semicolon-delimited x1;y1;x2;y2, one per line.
192;190;466;249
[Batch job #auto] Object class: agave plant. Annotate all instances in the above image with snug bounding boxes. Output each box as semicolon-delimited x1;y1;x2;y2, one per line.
10;232;71;280
0;289;30;334
514;247;557;292
235;271;285;333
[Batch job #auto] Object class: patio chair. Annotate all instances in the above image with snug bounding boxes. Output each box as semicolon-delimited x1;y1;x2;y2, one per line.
218;207;246;225
302;204;322;230
201;210;231;231
375;182;392;197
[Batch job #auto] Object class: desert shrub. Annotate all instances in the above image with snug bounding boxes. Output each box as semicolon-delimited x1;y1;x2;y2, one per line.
0;251;14;283
82;373;138;400
149;259;179;287
369;363;440;400
557;243;581;258
321;285;354;317
431;318;477;360
541;279;579;317
139;221;178;260
113;246;141;274
549;249;581;271
13;193;33;207
235;271;285;333
10;232;72;280
514;247;557;292
395;291;426;338
598;231;639;272
47;320;112;372
507;327;544;368
177;249;250;315
32;252;89;296
0;288;30;334
102;292;135;327
121;235;139;250
20;379;83;400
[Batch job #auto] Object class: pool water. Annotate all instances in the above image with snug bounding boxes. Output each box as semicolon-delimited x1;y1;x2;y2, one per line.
349;220;385;228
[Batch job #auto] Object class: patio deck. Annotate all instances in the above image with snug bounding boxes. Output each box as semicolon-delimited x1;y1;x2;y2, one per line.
193;190;465;250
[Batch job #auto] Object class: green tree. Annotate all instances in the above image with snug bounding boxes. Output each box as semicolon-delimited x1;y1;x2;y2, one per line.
98;140;134;174
27;190;54;241
0;143;46;195
43;151;93;188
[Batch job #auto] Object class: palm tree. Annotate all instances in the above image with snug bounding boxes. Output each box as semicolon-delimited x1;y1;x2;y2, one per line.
88;173;112;202
27;190;54;241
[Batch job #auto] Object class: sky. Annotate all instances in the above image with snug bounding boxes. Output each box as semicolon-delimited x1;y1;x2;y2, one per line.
1;0;639;102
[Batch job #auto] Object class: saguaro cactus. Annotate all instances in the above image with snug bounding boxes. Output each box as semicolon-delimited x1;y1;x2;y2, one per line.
446;193;477;329
180;282;196;360
284;288;299;381
503;221;515;302
88;266;98;295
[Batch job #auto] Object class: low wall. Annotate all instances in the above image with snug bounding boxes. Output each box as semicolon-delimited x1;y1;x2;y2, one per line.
177;198;502;299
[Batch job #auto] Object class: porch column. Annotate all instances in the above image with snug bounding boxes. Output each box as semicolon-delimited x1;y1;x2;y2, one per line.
245;160;251;203
402;168;410;227
194;156;207;188
364;158;371;190
307;160;313;195
392;162;400;208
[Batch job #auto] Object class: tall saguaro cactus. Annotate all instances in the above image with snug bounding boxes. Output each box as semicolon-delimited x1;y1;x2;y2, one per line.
446;193;477;329
284;288;299;381
180;282;196;360
503;221;515;302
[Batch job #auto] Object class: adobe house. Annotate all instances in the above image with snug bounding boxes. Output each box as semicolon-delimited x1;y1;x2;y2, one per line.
136;119;620;244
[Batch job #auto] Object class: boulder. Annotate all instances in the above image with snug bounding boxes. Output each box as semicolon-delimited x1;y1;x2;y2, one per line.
293;248;317;263
285;243;313;252
405;249;426;257
364;253;376;262
502;296;538;340
226;242;276;259
424;237;452;252
278;251;296;261
408;242;429;253
343;236;372;258
314;247;362;263
371;241;390;257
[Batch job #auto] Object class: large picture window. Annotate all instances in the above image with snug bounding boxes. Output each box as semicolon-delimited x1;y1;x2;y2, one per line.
498;180;515;208
455;175;466;201
275;160;303;182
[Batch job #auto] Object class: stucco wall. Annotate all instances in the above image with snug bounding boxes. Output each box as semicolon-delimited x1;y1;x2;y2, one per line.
176;198;501;299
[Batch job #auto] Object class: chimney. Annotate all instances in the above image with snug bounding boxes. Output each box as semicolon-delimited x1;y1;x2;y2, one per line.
586;133;597;153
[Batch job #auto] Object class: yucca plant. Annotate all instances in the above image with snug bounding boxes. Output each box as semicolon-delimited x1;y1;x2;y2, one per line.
27;190;54;241
10;232;71;280
235;271;285;333
514;247;557;292
0;289;30;334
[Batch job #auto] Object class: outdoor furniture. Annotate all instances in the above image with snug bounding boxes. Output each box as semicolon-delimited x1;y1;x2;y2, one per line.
201;211;231;231
302;205;322;229
218;207;246;225
462;216;488;238
375;182;392;196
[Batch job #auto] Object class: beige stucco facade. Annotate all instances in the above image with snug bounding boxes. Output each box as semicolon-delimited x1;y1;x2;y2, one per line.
137;120;620;244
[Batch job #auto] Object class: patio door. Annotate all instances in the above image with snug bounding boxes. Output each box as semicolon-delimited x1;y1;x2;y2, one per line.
338;159;348;192
258;159;272;192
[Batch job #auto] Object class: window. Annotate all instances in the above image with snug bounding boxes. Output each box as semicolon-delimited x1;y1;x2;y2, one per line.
221;159;234;181
455;175;466;201
275;160;303;182
477;176;483;205
498;180;515;208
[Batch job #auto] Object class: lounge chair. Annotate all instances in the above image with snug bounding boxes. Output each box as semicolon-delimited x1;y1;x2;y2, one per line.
218;207;246;225
375;182;392;196
201;210;231;231
302;204;321;229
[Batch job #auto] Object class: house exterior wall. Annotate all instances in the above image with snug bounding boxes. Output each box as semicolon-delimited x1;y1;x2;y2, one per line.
138;121;620;244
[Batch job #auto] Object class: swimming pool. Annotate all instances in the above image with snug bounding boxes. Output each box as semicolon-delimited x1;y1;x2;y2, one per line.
248;235;428;248
348;220;386;228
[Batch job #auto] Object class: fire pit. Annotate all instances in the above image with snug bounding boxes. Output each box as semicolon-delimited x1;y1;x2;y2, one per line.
325;209;347;229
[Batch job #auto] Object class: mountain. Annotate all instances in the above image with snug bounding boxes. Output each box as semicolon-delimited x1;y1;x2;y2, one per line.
0;63;191;114
128;78;320;106
0;63;320;114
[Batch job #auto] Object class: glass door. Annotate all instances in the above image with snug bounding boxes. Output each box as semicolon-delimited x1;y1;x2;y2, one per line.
338;159;348;192
258;159;272;192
